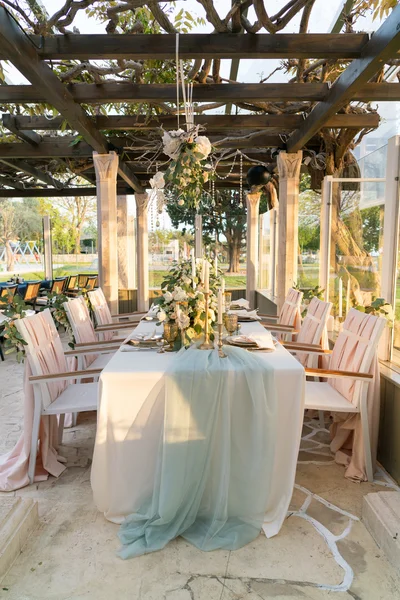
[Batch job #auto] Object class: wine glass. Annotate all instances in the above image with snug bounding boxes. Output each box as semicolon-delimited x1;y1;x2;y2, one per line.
224;313;238;335
224;292;232;311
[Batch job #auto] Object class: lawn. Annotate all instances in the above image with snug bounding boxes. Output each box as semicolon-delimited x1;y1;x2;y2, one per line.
0;263;93;283
149;269;246;289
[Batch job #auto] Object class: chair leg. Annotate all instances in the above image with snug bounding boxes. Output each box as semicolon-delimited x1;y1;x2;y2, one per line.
28;404;41;485
360;396;374;482
0;342;4;361
72;413;78;427
318;411;325;429
58;414;65;445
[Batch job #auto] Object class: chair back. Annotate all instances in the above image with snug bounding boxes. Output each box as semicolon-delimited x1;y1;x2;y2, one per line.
78;274;89;288
85;275;97;291
24;282;41;302
51;278;67;294
296;297;332;366
66;275;77;291
64;297;98;366
0;284;18;303
278;288;303;328
87;288;114;341
15;309;68;410
329;308;386;406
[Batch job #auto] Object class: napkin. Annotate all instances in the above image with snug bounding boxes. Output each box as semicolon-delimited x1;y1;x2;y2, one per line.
228;309;261;320
146;303;160;317
230;298;249;309
233;330;275;350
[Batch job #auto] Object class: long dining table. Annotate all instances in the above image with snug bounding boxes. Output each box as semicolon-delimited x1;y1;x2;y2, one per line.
91;317;305;548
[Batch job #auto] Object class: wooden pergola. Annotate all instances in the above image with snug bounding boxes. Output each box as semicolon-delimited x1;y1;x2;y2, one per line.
0;2;399;311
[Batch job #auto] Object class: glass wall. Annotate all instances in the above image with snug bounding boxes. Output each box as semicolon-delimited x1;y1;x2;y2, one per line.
298;185;321;290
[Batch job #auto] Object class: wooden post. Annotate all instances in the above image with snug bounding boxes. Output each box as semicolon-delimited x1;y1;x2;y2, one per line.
246;191;261;308
117;195;136;290
195;214;203;259
42;215;52;281
136;193;150;313
277;150;302;311
93;151;119;314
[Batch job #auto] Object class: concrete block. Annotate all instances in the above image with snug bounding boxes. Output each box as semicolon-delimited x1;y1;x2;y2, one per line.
0;497;39;582
363;491;400;573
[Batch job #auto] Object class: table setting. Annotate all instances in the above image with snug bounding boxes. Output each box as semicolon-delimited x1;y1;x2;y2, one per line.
91;255;305;559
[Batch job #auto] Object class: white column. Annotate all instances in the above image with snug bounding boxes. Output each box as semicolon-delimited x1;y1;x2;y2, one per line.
195;213;203;258
93;151;119;314
381;135;400;360
270;208;278;298
117;195;136;290
42;215;52;281
246;191;261;309
319;176;333;301
136;193;150;313
277;150;303;311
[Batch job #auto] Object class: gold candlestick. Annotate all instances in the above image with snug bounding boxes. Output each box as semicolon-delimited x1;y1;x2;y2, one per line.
199;291;214;350
217;323;226;358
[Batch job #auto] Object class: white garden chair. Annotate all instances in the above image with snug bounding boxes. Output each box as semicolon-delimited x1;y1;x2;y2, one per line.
88;287;146;340
261;287;303;338
15;309;104;484
64;296;122;370
301;308;386;482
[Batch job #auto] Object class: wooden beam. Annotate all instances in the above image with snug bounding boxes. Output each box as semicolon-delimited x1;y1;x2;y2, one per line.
0;33;369;61
1;82;399;104
287;4;400;152
2;114;42;145
0;186;131;198
0;158;64;189
0;6;143;193
0;175;26;190
7;113;380;131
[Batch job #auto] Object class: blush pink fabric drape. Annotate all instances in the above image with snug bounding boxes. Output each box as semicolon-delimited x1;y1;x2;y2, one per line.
279;288;303;330
296;297;331;368
0;311;67;491
66;297;99;366
87;289;114;341
329;309;382;482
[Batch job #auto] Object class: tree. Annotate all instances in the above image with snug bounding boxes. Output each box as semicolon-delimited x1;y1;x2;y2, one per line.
167;189;270;273
50;196;96;254
0;200;17;271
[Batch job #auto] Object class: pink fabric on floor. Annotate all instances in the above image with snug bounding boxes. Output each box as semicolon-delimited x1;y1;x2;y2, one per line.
329;309;382;482
0;311;68;491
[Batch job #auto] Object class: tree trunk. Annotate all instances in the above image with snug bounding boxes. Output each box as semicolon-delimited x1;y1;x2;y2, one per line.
5;240;14;272
228;240;240;273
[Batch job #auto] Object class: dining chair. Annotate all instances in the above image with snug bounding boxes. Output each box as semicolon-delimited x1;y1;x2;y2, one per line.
301;308;385;482
65;275;79;297
0;284;18;302
261;287;303;338
35;277;68;310
23;282;41;311
85;275;97;291
78;274;89;288
87;288;146;340
64;296;122;368
15;309;104;484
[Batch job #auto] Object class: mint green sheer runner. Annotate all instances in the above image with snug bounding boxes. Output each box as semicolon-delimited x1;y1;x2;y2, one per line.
118;345;278;559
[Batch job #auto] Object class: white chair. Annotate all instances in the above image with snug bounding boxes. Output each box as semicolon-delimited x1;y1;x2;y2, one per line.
87;288;146;340
64;296;121;370
15;309;103;484
302;308;386;482
260;287;303;338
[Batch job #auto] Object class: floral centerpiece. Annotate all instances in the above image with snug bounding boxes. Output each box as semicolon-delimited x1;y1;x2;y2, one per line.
151;127;212;210
156;257;220;346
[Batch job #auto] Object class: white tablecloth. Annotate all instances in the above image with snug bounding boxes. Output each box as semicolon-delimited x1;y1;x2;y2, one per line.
91;320;305;538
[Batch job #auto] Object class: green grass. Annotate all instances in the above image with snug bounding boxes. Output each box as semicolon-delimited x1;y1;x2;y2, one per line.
149;270;246;289
0;263;93;283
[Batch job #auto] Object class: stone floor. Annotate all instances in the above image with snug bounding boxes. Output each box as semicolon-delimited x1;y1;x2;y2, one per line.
1;351;400;600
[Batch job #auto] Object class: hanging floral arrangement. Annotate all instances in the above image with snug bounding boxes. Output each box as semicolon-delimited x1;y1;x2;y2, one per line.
153;127;212;210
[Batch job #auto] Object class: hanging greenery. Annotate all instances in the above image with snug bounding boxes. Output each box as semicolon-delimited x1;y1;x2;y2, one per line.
0;293;28;362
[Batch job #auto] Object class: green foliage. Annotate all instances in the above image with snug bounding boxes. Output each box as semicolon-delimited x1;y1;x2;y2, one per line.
47;292;76;347
0;293;29;362
293;283;325;317
361;206;381;253
356;297;394;325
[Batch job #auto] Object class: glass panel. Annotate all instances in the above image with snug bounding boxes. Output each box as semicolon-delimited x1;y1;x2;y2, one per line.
298;185;321;290
328;176;385;337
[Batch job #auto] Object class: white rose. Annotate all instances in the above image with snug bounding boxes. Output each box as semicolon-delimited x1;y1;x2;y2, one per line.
162;129;184;159
177;312;190;330
173;287;187;302
195;136;212;159
152;171;165;189
182;276;191;285
163;290;173;303
158;310;167;322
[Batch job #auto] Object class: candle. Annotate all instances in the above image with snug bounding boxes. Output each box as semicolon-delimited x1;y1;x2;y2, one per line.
218;289;223;324
338;277;343;318
191;249;196;288
221;278;225;294
204;260;210;293
201;259;205;284
346;278;351;315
